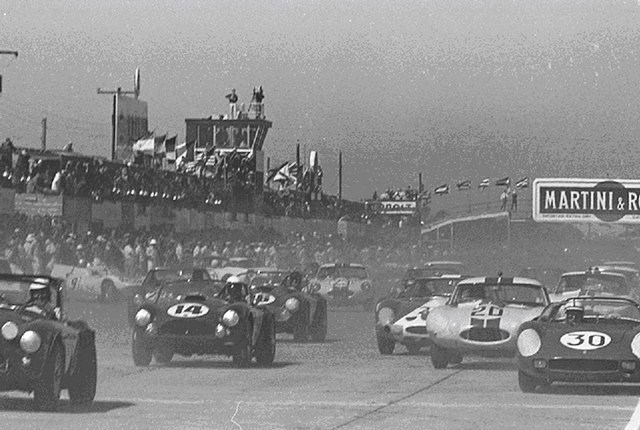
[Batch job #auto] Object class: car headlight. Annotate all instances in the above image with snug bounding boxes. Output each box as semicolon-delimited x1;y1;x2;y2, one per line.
420;308;429;320
20;330;41;353
361;282;372;291
377;307;394;325
426;312;448;334
631;333;640;359
517;328;542;357
1;321;18;340
285;298;300;312
135;309;152;327
222;309;240;327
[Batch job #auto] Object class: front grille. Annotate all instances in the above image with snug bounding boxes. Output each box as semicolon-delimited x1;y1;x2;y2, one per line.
159;320;216;336
460;327;509;342
406;326;428;335
548;359;619;372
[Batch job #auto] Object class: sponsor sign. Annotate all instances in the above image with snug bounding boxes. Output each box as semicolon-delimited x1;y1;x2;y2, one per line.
14;193;63;216
379;200;417;215
115;95;148;161
533;178;640;223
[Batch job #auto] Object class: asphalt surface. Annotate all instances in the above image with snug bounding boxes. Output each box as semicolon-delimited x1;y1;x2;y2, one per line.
1;298;639;430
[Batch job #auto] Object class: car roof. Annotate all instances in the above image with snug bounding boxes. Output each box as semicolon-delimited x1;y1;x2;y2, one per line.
319;263;365;268
414;274;465;280
561;270;627;279
456;276;543;286
410;261;465;269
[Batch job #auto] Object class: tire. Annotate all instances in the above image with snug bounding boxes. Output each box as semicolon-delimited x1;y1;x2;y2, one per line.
255;319;276;366
68;334;97;406
310;303;327;343
33;341;64;412
99;280;118;303
406;344;421;355
377;334;395;355
132;328;152;366
430;344;450;369
232;326;252;368
154;347;174;365
292;307;310;343
449;351;463;364
518;370;540;393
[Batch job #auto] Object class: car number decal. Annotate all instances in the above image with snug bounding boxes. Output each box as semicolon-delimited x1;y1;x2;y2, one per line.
167;303;210;318
560;331;611;350
470;304;503;328
253;292;276;306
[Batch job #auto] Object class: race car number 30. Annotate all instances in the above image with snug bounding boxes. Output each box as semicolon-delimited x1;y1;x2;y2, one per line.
167;303;210;318
560;331;611;351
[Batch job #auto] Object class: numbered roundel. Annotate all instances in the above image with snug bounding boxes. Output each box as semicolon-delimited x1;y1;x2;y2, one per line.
254;292;276;306
560;331;611;351
167;303;210;318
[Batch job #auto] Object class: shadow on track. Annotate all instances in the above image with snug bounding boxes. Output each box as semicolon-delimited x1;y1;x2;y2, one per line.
539;383;640;396
276;338;340;344
451;359;517;371
164;360;298;369
0;397;134;413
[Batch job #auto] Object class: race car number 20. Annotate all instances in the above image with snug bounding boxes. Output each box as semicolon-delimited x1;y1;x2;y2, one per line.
560;331;611;350
167;303;210;318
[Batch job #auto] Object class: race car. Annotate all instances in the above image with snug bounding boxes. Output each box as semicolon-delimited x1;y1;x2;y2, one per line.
0;274;97;411
400;261;468;285
375;274;465;354
308;263;374;311
251;270;328;342
50;262;138;302
550;269;634;302
130;277;276;367
517;296;640;392
426;276;550;368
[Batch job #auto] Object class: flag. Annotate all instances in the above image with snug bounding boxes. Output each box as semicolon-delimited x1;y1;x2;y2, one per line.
164;135;177;160
495;177;510;187
132;135;155;153
153;134;167;155
270;161;298;186
176;140;195;165
515;177;529;189
456;180;471;191
434;184;449;195
478;178;490;190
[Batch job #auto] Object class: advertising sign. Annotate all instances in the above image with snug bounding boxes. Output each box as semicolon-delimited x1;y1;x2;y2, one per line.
115;95;148;161
533;178;640;223
379;200;417;215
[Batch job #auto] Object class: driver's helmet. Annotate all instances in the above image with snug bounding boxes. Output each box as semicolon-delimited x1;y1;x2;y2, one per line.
565;301;585;323
285;271;303;290
29;279;51;305
225;275;246;302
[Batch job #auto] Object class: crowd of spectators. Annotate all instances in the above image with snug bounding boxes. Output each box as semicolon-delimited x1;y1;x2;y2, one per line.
371;186;421;201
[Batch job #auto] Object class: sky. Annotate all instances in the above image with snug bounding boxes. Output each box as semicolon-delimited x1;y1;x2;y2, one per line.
1;0;640;202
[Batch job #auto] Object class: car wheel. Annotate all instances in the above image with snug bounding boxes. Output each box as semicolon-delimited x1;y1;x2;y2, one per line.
255;318;276;366
310;302;327;343
518;370;540;393
132;328;152;366
293;307;310;342
232;326;252;368
154;347;174;365
99;279;118;303
406;344;421;355
377;334;395;355
68;334;97;406
33;341;64;411
430;344;450;369
449;351;463;364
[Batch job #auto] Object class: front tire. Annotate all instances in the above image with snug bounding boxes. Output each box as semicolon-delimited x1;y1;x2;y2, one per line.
132;328;152;366
377;334;395;355
292;307;310;342
232;326;252;368
255;319;276;366
68;334;97;406
430;344;450;369
154;347;174;365
518;370;541;393
33;342;64;411
310;302;327;342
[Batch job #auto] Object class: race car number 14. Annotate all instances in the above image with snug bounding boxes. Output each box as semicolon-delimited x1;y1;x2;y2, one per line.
167;303;210;318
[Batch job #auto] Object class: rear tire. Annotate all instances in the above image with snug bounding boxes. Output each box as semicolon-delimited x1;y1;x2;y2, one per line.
377;334;395;355
68;334;97;406
33;342;64;411
132;328;152;366
518;370;540;393
430;344;450;369
99;280;118;303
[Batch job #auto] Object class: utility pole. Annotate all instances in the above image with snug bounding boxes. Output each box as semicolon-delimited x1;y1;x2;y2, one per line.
338;151;342;201
97;68;140;160
41;118;47;150
0;50;18;94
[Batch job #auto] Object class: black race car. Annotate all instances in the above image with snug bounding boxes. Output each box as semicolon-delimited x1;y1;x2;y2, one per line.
0;275;97;411
517;296;640;392
250;270;328;342
131;278;276;368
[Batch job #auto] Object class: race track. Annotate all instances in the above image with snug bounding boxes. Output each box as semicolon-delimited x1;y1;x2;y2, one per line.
1;300;639;430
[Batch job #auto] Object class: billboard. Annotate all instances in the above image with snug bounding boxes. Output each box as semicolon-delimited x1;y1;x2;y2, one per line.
378;200;417;215
533;178;640;224
115;95;148;161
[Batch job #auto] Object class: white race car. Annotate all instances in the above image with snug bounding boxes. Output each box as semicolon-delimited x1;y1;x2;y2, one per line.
426;276;550;368
51;263;138;302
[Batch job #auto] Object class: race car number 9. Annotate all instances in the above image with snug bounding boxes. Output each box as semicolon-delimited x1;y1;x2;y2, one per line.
560;331;611;350
167;303;210;318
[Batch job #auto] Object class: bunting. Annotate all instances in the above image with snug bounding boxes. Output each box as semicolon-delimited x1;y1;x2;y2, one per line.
456;180;471;191
495;177;510;187
434;184;449;195
478;178;490;190
515;177;529;189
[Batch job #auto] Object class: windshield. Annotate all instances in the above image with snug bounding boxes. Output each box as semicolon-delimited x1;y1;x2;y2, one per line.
251;272;287;288
228;259;256;268
316;266;367;280
453;283;546;306
0;278;55;306
555;274;628;296
159;280;223;299
405;266;462;279
400;278;459;298
551;299;640;322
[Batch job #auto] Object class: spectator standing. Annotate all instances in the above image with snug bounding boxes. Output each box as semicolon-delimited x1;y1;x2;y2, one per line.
123;239;135;278
146;239;159;271
500;188;509;211
511;188;518;212
23;233;42;274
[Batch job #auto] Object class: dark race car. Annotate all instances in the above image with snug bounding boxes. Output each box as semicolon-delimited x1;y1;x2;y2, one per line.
375;274;465;355
0;275;97;411
251;270;328;342
517;296;640;392
130;278;276;368
308;263;375;311
128;267;219;325
550;269;635;302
